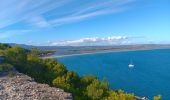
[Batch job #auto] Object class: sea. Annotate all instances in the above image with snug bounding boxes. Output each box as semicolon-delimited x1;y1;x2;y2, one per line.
57;49;170;100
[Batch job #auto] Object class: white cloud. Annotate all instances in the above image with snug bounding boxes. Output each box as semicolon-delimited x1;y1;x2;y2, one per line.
50;36;130;46
50;0;135;26
0;0;135;29
0;0;71;28
0;0;136;40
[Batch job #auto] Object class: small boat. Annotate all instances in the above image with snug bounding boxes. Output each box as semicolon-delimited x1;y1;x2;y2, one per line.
128;60;134;68
128;64;134;68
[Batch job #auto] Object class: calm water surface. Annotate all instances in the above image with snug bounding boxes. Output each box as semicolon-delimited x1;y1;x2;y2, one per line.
57;49;170;100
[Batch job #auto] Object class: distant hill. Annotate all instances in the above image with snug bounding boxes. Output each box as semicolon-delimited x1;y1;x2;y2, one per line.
8;43;35;49
6;43;170;55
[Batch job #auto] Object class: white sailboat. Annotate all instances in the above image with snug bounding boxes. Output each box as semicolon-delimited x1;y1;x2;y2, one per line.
128;60;134;68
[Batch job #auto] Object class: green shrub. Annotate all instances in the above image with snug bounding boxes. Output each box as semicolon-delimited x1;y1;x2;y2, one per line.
0;63;13;72
153;95;161;100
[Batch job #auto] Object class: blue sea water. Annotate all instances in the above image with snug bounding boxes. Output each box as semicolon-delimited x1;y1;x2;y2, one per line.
57;49;170;100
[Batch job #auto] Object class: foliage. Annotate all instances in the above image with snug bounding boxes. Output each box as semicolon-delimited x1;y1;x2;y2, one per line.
0;43;11;50
53;75;72;90
105;90;136;100
0;50;4;56
0;43;11;56
153;95;161;100
86;79;104;99
1;44;160;100
0;63;13;72
80;75;97;87
4;46;27;71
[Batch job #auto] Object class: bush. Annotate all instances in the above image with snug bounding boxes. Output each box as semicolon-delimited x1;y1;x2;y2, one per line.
0;43;11;50
0;63;13;72
153;95;161;100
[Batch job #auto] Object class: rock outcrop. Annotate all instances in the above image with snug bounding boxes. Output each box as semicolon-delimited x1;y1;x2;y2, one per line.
0;72;72;100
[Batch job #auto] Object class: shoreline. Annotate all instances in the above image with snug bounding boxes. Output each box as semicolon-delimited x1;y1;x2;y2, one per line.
42;47;170;59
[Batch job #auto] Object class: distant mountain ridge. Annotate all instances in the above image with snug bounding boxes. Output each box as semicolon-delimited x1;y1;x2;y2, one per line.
6;43;170;58
7;43;170;48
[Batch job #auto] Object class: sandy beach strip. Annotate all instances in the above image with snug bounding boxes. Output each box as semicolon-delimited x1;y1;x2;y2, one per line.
41;48;169;59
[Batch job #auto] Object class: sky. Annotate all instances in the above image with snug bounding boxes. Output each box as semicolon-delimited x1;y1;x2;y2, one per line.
0;0;170;46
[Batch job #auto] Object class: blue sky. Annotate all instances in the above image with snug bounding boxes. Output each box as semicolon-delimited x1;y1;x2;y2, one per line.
0;0;169;46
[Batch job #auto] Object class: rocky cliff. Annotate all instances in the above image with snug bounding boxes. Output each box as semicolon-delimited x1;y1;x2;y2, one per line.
0;71;72;100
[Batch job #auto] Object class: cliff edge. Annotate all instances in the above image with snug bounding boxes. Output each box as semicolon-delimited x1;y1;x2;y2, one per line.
0;71;72;100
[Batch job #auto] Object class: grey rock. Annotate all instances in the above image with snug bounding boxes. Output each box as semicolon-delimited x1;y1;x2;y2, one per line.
0;72;72;100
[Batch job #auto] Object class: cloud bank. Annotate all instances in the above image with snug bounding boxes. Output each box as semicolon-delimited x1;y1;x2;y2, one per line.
50;36;130;46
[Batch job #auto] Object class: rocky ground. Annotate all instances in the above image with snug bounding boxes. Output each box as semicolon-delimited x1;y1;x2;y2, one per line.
0;72;72;100
0;70;148;100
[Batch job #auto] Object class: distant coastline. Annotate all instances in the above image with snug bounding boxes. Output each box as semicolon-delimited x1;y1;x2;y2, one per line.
42;47;170;59
9;44;170;58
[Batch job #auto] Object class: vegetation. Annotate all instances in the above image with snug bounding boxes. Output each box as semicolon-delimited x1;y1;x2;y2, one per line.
38;50;55;57
0;43;11;50
0;43;11;56
0;43;161;100
0;63;13;72
153;95;161;100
